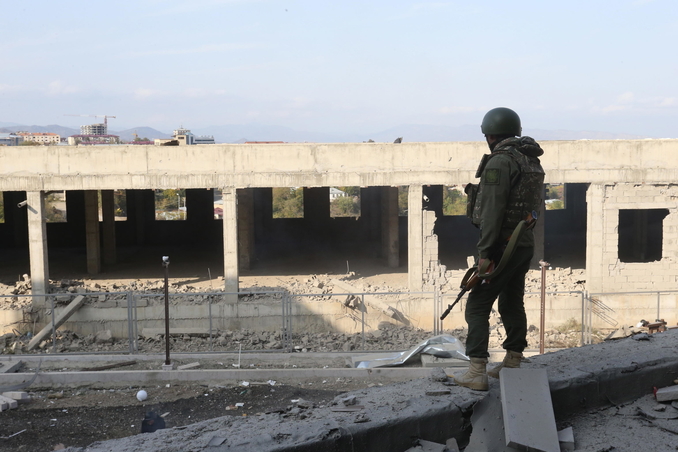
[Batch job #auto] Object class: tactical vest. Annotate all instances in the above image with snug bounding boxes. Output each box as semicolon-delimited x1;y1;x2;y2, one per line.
466;137;545;229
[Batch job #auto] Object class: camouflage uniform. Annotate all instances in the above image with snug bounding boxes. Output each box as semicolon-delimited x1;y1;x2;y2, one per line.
464;136;545;358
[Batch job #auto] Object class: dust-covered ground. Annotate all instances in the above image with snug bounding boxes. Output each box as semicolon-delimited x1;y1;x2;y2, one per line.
0;379;369;452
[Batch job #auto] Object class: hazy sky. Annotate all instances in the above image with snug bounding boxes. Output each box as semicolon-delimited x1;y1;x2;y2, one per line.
2;0;677;136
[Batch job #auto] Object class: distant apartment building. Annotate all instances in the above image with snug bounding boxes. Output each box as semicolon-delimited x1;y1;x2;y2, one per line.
16;132;60;144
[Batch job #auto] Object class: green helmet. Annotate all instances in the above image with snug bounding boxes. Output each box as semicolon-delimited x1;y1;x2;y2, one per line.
480;107;522;136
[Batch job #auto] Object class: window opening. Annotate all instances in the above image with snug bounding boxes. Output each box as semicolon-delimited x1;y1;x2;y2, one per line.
618;208;669;263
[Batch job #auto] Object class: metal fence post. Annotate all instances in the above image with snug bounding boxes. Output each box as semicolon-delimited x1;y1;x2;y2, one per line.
209;296;214;352
50;297;57;354
127;291;133;354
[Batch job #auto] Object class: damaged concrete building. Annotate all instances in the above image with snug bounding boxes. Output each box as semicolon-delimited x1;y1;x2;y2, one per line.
1;140;677;335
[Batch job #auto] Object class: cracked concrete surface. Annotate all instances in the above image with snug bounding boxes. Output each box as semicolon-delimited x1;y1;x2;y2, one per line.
55;330;678;452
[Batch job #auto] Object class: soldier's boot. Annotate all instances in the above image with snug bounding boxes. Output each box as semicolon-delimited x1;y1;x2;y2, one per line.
487;350;523;379
451;358;488;391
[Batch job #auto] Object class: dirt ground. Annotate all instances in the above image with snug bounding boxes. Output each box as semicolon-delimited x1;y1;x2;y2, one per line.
0;377;382;452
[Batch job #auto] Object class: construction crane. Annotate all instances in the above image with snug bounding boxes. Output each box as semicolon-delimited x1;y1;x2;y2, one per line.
65;114;116;127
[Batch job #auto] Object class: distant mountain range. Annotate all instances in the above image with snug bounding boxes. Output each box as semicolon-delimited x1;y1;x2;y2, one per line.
0;122;651;143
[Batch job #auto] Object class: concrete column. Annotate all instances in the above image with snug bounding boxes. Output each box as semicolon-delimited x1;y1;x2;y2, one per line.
222;188;238;293
408;185;424;291
381;186;399;268
27;191;49;298
237;188;254;270
84;190;101;274
532;185;546;267
586;184;606;292
361;187;381;241
101;190;116;265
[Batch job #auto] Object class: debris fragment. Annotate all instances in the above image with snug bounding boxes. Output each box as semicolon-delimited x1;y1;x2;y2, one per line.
557;427;575;451
81;361;137;372
656;385;678;402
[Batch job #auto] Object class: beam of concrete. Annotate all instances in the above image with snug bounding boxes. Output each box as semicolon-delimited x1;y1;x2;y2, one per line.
26;295;85;350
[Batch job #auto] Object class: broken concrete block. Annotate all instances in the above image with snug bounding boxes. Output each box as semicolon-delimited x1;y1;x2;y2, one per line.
557;427;575;451
177;362;200;370
445;438;460;452
2;391;29;402
0;395;18;409
0;360;22;374
500;368;559;452
0;399;8;411
656;385;678;402
95;330;113;344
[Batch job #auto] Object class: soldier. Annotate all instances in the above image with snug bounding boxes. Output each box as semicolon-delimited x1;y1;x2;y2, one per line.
453;107;545;390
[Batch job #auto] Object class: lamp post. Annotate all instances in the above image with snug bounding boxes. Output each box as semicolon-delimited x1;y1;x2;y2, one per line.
162;256;173;369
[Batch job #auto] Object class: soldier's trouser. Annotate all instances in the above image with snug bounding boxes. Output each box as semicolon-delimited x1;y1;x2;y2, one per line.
464;246;534;359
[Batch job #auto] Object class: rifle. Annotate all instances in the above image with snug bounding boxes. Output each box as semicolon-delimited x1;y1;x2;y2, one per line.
440;210;538;321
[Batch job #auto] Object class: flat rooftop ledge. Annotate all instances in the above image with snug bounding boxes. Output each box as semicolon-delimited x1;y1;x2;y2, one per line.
5;331;675;451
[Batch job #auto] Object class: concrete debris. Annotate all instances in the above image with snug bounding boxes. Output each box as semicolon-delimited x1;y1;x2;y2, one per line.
1;391;29;402
445;438;460;452
655;384;678;402
429;367;449;382
557;427;575;451
176;362;200;370
500;368;559;452
0;394;18;410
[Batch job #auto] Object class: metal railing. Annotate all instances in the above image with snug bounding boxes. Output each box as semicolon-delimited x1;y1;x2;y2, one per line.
3;288;675;355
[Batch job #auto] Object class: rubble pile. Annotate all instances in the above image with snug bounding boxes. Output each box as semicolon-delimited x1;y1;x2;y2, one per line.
1;319;600;356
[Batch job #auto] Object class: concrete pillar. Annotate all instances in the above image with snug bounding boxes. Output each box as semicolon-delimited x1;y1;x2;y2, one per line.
222;188;238;293
237;188;254;270
381;186;399;268
532;185;546;267
408;185;424;291
26;191;49;298
586;184;606;292
101;190;116;265
84;190;101;274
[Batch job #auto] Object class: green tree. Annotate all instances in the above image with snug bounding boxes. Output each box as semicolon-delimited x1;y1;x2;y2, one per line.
442;187;467;216
330;195;360;217
20;140;40;146
272;187;304;218
546;200;564;210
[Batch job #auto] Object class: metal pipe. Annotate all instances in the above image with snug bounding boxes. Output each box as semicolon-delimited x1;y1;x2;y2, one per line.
162;256;171;366
539;260;550;354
